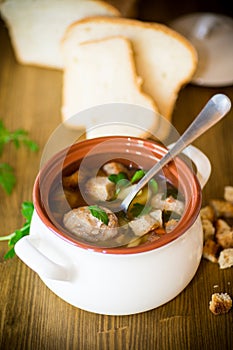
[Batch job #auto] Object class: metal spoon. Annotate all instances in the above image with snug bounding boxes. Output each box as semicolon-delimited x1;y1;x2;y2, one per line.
100;93;231;219
81;93;231;248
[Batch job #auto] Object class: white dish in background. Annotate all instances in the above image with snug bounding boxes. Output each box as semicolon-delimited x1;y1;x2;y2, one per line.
170;13;233;87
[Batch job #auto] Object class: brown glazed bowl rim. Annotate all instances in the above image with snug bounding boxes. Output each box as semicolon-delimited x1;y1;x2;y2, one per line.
33;136;202;255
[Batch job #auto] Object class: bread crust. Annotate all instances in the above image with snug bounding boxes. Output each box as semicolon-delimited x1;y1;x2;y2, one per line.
62;16;198;123
63;16;197;71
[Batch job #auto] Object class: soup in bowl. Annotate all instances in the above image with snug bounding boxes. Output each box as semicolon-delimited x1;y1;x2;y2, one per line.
15;136;210;315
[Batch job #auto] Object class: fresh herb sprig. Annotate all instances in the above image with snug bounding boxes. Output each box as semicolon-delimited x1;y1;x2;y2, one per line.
0;120;38;194
108;172;127;184
0;201;34;259
0;163;16;194
108;168;159;200
89;205;109;225
0;120;38;154
108;172;130;197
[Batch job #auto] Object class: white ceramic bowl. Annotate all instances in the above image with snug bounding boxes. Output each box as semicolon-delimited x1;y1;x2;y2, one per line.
15;137;211;315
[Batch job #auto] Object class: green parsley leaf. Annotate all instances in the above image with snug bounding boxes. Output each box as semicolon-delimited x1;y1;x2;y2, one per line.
0;201;34;259
0;120;39;154
0;163;16;194
0;120;38;194
130;169;145;184
21;201;34;222
108;172;127;184
3;247;16;260
8;229;26;246
88;205;109;225
108;173;130;199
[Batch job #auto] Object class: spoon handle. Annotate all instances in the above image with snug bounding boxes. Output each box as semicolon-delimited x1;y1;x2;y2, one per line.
121;94;231;211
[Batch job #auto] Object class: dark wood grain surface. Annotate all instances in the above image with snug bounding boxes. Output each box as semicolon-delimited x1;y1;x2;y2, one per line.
0;1;232;349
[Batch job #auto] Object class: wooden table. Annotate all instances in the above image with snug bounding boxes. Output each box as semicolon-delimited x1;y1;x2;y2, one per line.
0;2;232;349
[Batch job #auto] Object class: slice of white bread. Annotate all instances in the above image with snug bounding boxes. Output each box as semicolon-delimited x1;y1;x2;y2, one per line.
62;17;198;123
0;0;120;69
62;36;159;139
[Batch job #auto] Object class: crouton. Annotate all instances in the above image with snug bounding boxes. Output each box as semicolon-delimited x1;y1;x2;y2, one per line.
151;193;184;216
200;205;215;222
129;211;162;237
210;199;233;218
203;239;220;263
202;219;215;241
224;186;233;203
218;248;233;269
149;210;163;227
63;169;79;189
216;218;231;232
85;176;116;202
216;219;233;249
201;187;233;269
209;293;232;315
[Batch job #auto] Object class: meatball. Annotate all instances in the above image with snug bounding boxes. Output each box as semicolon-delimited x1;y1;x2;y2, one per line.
63;206;118;242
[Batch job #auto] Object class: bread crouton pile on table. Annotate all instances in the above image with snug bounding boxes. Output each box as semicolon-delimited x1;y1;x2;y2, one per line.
201;186;233;269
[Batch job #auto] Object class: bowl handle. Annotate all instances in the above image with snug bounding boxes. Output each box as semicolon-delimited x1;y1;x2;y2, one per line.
168;144;211;189
15;235;71;281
